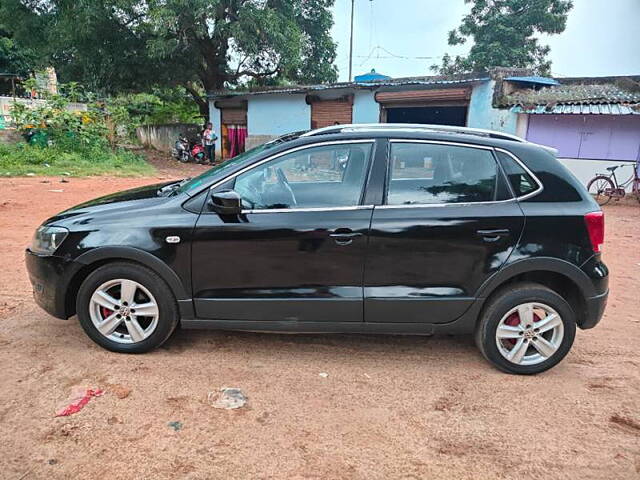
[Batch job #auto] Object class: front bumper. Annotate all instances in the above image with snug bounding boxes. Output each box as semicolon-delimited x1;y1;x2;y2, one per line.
25;249;78;319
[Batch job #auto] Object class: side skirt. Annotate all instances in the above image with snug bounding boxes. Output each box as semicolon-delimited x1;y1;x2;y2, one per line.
180;303;480;335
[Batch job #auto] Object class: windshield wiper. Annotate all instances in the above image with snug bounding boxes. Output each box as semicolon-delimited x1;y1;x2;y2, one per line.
157;178;191;197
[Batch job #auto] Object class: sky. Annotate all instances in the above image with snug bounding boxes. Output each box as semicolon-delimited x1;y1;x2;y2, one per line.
330;0;640;81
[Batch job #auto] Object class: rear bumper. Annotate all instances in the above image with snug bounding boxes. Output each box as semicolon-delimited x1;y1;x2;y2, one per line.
578;255;608;329
25;249;77;319
579;289;608;330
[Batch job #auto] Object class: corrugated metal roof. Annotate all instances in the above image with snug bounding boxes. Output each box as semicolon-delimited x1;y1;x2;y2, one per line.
208;75;490;98
511;103;640;115
505;76;560;86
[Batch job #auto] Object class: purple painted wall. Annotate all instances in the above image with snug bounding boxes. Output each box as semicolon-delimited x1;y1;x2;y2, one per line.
527;115;640;161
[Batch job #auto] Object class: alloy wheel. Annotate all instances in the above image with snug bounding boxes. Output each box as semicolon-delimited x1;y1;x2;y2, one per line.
89;278;159;344
495;302;564;366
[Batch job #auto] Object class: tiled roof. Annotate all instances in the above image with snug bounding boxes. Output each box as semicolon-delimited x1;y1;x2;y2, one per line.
500;80;640;111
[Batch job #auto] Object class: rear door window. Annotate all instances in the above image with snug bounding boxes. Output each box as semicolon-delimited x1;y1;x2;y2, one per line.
386;142;502;205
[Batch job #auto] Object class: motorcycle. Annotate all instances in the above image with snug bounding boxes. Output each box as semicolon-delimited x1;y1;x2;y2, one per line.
190;140;207;164
171;134;207;164
172;134;190;163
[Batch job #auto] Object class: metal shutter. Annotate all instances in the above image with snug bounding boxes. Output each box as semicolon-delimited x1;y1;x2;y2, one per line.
221;107;247;125
309;96;353;129
375;88;471;104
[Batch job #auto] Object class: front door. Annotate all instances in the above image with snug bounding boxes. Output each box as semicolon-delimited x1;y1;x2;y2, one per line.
191;140;376;322
364;140;525;324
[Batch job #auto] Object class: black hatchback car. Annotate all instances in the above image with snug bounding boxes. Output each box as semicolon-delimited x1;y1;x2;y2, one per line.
26;124;608;374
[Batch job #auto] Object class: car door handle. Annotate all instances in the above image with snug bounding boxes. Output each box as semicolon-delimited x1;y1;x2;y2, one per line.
476;229;510;242
329;229;362;245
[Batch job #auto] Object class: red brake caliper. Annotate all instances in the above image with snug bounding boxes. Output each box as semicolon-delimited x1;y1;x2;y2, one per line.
504;311;542;345
504;313;520;346
101;307;114;320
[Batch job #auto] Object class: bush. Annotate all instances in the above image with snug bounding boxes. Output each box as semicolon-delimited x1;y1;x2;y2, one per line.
105;88;202;141
11;102;111;150
4;81;155;176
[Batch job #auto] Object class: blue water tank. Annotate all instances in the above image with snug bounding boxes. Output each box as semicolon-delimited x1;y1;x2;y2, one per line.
354;69;391;83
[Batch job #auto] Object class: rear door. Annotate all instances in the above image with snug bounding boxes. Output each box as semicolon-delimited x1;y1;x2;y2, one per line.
364;139;525;324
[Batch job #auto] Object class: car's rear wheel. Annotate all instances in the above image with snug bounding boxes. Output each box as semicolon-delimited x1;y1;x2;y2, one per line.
475;283;576;374
76;262;179;353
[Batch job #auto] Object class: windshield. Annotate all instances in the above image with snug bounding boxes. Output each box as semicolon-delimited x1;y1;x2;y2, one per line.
176;132;305;194
176;144;269;194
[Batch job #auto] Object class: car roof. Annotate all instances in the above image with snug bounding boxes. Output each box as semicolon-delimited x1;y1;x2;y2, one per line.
302;123;525;143
296;123;557;155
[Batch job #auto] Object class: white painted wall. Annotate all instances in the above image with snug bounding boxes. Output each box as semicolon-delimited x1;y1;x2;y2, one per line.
352;90;379;123
208;103;222;156
247;94;310;135
558;158;637;191
515;114;529;139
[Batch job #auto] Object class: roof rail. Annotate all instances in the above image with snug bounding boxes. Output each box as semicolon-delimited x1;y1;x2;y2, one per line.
300;123;527;143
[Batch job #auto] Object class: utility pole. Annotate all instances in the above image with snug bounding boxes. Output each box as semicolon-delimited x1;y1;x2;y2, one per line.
348;0;355;82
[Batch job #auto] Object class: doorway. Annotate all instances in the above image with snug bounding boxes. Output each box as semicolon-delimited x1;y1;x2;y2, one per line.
386;106;468;126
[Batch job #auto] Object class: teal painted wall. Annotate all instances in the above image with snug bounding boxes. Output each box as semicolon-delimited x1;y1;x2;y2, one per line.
467;80;518;134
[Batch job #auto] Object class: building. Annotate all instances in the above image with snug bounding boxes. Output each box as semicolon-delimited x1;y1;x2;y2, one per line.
208;68;640;186
500;75;640;187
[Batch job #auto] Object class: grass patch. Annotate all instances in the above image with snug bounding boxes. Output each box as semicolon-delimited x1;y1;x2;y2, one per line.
0;143;155;177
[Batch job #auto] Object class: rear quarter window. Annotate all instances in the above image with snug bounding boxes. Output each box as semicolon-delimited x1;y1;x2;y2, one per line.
496;151;539;197
498;148;583;202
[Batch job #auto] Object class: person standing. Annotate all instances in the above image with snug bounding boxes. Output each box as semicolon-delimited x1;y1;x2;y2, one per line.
202;122;218;164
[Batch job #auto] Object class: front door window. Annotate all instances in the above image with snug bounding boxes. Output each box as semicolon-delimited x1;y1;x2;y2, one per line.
234;142;373;210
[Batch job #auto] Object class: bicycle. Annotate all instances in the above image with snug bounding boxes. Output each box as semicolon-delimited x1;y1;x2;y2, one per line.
587;161;640;206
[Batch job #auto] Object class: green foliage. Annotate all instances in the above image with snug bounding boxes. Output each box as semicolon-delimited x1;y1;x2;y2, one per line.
0;27;37;94
11;94;109;148
434;0;573;75
104;88;202;141
4;81;155;177
0;143;153;177
0;0;338;117
108;90;201;126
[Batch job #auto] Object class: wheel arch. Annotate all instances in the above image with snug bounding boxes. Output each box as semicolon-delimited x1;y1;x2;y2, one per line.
475;258;595;326
64;247;189;318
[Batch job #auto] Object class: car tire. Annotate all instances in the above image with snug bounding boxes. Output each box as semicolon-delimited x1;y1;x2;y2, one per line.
76;262;179;353
475;282;576;375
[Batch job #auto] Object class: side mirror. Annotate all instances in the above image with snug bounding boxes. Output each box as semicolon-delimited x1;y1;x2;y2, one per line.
208;189;243;215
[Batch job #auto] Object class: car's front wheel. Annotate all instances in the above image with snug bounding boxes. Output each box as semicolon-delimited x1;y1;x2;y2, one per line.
76;262;179;353
475;283;576;374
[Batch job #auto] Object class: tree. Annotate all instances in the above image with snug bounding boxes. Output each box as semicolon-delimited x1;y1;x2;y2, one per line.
0;0;338;119
433;0;573;75
0;28;36;77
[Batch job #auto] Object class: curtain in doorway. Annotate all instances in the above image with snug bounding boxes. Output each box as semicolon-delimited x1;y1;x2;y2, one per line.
228;125;248;158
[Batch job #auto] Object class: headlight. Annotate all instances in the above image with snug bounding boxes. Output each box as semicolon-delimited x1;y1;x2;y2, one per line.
30;226;69;255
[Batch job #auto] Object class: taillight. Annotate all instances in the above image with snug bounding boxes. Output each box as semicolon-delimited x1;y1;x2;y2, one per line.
585;211;604;253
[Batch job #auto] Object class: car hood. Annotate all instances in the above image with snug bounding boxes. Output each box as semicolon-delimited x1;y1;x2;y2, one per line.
44;181;179;225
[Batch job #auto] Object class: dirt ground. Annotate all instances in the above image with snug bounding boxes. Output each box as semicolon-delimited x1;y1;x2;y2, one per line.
0;155;639;479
